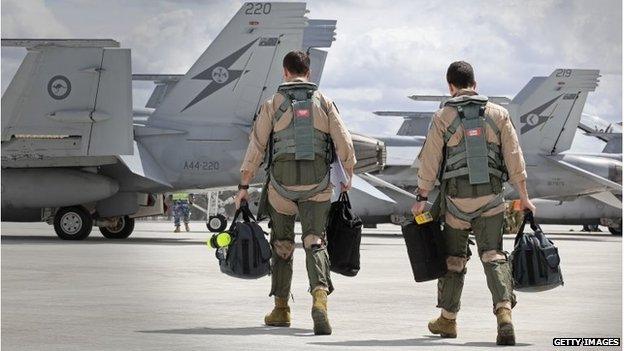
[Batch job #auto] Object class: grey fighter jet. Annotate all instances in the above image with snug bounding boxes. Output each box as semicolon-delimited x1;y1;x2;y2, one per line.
1;2;384;239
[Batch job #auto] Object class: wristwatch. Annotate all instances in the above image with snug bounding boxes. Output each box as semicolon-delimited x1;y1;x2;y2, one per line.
238;184;249;190
415;194;428;202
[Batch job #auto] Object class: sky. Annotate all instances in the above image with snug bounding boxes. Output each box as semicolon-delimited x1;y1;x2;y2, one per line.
1;0;622;151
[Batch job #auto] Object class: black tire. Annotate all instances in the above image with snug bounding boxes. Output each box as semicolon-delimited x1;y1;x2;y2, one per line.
207;214;227;232
99;216;135;239
53;206;93;240
608;226;622;236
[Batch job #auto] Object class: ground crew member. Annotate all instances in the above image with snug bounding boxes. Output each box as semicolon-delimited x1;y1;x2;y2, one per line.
172;192;192;232
234;50;356;335
412;61;536;345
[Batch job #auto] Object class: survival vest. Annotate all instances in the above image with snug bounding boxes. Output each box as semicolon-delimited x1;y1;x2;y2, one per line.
439;95;508;222
267;82;334;201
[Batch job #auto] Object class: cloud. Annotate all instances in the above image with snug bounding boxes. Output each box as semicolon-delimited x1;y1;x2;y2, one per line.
1;0;620;154
1;0;70;37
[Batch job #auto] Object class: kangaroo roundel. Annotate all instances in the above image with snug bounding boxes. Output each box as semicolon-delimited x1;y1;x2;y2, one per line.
47;75;71;100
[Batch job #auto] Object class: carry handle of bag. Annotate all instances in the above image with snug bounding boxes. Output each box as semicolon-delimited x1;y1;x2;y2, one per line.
229;200;257;231
338;191;352;209
515;210;541;247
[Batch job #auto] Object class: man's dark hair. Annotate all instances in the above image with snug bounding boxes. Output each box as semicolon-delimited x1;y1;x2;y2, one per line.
446;61;476;89
283;50;310;75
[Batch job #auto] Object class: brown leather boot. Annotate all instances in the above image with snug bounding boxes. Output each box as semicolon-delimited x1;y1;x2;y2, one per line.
311;289;332;335
184;223;190;232
428;315;457;338
496;308;515;345
264;297;291;327
174;225;180;233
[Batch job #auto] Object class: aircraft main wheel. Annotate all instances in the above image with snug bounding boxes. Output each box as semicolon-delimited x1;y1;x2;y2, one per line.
608;226;622;236
99;216;135;239
207;214;227;232
53;206;93;240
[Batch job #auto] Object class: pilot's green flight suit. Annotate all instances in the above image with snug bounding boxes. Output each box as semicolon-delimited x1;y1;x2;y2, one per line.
417;90;528;318
240;78;356;334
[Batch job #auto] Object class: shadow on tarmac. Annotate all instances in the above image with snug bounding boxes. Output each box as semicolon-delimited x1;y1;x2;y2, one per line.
138;326;315;337
0;235;410;247
0;235;202;246
309;335;532;347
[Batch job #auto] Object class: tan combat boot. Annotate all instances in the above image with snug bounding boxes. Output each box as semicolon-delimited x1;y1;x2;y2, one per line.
184;223;190;232
311;289;332;335
428;315;457;338
264;296;291;327
496;308;515;345
174;225;180;233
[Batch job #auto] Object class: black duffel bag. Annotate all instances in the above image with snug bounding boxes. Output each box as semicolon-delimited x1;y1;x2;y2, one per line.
402;219;447;282
216;202;271;279
326;192;362;277
510;211;564;292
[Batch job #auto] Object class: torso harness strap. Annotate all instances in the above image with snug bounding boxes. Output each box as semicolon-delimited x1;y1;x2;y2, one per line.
267;82;333;201
439;95;508;223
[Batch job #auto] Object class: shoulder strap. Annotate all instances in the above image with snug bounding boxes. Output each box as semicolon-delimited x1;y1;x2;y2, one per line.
273;92;292;123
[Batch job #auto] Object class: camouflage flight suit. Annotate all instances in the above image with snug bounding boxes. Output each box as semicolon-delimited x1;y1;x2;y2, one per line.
241;77;356;298
417;89;528;317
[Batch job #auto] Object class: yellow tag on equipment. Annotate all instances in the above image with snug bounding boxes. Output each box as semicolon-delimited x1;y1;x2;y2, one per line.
415;211;434;225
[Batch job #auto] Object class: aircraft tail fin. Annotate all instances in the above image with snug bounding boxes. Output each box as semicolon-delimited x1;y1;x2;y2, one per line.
510;69;600;154
373;111;434;136
1;39;133;159
150;3;335;126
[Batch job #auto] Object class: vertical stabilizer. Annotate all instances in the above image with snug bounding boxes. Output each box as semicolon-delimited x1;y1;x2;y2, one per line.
509;69;600;154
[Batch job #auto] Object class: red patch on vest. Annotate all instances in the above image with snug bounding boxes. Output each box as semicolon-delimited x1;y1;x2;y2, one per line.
465;127;483;137
295;109;310;118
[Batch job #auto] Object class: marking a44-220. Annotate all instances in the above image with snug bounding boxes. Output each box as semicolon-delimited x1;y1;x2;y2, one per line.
183;160;220;171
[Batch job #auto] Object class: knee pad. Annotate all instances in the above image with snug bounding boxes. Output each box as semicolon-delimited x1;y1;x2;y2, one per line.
446;256;467;273
481;250;507;263
303;234;322;249
273;240;295;260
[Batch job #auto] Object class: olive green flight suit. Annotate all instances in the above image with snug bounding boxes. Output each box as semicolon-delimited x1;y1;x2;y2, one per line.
417;89;527;315
240;78;356;298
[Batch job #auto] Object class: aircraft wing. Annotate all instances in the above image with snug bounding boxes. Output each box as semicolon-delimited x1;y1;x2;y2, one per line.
589;191;622;209
117;140;172;188
544;155;622;193
350;174;396;203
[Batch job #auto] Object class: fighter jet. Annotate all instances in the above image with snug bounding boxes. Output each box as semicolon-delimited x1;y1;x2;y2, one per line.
1;2;384;239
362;69;622;233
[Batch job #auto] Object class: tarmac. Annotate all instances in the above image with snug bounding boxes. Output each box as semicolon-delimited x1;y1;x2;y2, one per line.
1;221;622;351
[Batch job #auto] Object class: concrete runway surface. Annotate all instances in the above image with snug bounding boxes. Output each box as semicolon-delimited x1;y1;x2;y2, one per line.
1;221;621;351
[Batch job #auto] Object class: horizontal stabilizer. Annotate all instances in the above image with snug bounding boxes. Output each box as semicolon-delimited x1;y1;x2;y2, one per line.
373;111;434;119
133;74;184;109
408;94;511;105
303;19;336;49
2;38;119;48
